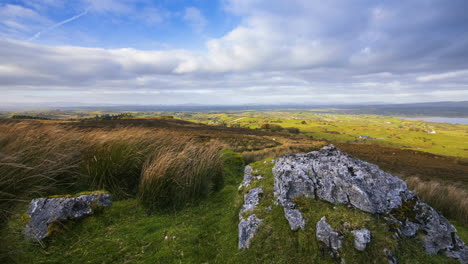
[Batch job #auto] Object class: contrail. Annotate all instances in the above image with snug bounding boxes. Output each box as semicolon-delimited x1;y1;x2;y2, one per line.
28;9;89;41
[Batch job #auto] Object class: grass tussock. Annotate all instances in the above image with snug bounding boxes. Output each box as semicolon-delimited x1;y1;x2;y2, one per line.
0;120;225;224
405;176;468;225
138;142;224;211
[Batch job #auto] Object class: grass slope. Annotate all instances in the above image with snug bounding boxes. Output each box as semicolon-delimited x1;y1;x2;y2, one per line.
3;153;466;263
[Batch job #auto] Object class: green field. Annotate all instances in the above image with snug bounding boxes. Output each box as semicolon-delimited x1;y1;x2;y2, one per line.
177;111;468;159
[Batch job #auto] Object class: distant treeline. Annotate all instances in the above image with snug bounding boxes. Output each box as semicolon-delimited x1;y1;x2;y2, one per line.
88;113;134;120
11;115;50;120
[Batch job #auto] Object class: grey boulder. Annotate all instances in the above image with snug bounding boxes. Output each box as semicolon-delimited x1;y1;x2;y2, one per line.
273;144;467;263
25;193;111;241
274;144;414;215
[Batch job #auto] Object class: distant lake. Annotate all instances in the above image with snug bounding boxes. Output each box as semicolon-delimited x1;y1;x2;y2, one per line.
401;117;468;125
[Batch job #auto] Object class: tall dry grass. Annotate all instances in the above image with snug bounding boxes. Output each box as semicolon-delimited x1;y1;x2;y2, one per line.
138;142;224;211
0;122;85;223
0;120;226;223
405;176;468;225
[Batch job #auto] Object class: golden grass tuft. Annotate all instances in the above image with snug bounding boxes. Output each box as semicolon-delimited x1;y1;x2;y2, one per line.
138;141;224;211
405;176;468;225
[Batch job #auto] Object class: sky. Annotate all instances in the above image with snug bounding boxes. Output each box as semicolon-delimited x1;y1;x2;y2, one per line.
0;0;468;107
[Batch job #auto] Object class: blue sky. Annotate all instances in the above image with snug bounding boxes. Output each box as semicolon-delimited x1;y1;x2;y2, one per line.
0;0;468;107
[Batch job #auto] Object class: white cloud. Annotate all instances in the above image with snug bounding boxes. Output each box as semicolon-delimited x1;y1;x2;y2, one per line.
1;0;468;105
0;4;52;37
416;70;468;82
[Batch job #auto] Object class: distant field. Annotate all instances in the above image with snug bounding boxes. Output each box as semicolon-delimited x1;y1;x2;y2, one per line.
177;111;468;159
1;108;467;158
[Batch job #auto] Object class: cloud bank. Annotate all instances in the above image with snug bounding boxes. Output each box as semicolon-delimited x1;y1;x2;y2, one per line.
1;0;468;105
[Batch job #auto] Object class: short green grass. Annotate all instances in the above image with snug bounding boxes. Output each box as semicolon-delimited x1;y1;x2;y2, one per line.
1;155;465;263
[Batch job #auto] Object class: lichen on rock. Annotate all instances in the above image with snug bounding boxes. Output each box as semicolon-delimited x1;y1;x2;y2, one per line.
238;214;262;249
25;193;112;241
316;216;344;254
273;144;467;263
239;187;263;218
351;228;371;251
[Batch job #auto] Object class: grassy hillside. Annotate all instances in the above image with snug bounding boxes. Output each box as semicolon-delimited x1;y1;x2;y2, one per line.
0;118;466;263
2;155;466;263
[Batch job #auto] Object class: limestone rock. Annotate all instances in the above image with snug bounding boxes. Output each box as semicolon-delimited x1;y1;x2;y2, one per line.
316;217;344;252
238;214;262;249
239;187;263;218
274;144;414;214
273;144;467;263
239;165;263;190
25;193;111;241
284;207;305;231
351;229;371;251
398;220;419;237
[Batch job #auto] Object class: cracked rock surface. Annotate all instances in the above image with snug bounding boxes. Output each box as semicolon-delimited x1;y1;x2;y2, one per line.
316;217;343;253
273;144;467;263
239;187;263;218
25;193;112;241
238;214;262;249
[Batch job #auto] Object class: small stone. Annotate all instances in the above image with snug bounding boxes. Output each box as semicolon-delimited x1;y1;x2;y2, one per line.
384;248;397;264
316;216;344;252
238;214;262;249
284;207;305;231
351;229;371;251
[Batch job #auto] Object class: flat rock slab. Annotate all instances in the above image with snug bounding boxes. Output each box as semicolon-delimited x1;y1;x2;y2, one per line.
25;193;111;241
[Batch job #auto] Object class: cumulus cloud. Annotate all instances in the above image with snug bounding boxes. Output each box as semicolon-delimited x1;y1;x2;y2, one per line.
1;0;468;105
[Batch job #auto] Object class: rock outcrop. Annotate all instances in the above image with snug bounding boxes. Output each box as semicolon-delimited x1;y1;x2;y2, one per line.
25;193;111;241
239;187;263;218
238;214;262;249
316;217;344;255
351;229;371;251
239;165;263;190
238;167;264;249
273;144;467;263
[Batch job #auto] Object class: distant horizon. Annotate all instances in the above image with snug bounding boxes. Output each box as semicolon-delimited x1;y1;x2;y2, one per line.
1;100;467;112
